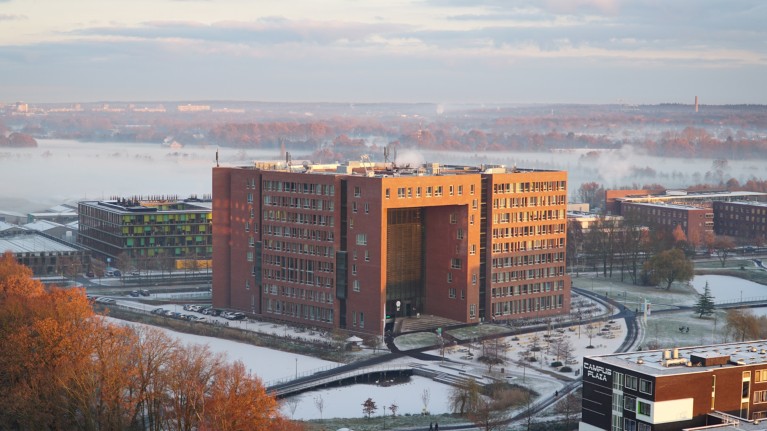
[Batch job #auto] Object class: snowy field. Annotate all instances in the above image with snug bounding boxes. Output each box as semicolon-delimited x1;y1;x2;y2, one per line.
108;318;341;384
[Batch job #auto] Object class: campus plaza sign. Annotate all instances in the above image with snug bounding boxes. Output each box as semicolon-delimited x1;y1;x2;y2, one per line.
584;362;612;382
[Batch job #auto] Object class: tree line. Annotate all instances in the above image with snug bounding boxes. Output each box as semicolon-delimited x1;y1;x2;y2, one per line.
0;252;303;431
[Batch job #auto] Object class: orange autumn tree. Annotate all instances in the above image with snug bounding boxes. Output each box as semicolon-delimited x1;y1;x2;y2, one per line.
0;251;304;431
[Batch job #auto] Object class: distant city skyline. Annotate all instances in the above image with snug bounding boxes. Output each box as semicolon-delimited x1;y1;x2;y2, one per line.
1;0;765;105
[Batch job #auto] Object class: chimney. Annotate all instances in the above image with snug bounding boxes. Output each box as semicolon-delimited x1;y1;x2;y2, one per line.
664;350;671;360
673;348;679;359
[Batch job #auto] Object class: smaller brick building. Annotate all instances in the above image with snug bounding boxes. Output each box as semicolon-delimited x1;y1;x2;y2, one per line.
581;340;767;431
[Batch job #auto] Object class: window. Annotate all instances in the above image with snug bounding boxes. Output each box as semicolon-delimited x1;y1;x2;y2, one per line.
458;185;463;196
449;288;456;298
245;280;250;290
247;192;253;203
354;186;361;197
457;229;464;239
364;203;369;214
247;251;253;262
625;375;638;391
638;423;651;431
450;213;457;224
449;185;454;196
359;312;364;328
470;244;476;255
470;215;474;225
470;184;475;194
365;250;370;261
416;187;421;197
352;264;357;275
352;201;358;213
469;304;476;318
356;233;367;245
426;186;432;197
754;390;767;404
398;187;406;198
639;379;652;394
245;222;250;232
461;290;465;300
637;401;651;416
451;258;462;269
385;188;390;199
472;274;477;285
353;280;360;292
624;418;636;431
447;273;453;283
624;396;636;412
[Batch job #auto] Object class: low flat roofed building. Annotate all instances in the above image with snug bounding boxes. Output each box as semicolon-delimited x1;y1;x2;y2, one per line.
0;231;90;277
78;196;212;269
621;202;713;245
581;340;767;431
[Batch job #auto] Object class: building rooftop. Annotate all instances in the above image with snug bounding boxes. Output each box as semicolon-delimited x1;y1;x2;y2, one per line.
718;200;767;208
236;160;563;178
618;190;766;202
588;339;767;377
23;220;66;232
0;231;80;254
80;195;212;214
622;201;710;211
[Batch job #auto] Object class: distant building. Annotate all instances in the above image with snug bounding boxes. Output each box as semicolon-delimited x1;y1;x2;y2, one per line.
177;104;211;112
22;219;78;243
0;209;26;224
606;189;766;216
621;202;713;245
581;340;767;431
27;204;79;224
0;230;90;277
713;201;767;244
78;196;212;270
213;160;570;336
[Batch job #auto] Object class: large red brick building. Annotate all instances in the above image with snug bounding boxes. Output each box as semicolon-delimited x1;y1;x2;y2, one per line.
212;161;570;336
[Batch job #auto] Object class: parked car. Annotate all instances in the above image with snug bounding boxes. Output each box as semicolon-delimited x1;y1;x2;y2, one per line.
139;289;151;297
129;290;140;297
223;311;246;320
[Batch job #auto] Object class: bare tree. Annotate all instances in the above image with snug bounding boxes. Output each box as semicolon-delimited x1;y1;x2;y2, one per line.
313;395;324;421
555;390;582;430
421;387;431;415
282;397;299;419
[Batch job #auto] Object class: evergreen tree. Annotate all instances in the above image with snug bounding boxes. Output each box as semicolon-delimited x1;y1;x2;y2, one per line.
694;281;716;318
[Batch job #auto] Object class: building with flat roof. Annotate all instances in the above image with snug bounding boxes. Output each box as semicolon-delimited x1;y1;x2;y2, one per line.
78;196;212;270
606;189;766;216
620;202;713;245
213;160;570;336
0;230;90;277
581;340;767;431
713;201;767;244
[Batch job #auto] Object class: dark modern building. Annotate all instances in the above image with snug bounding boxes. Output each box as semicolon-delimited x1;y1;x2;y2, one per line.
713;201;767;244
581;340;767;431
213;160;570;336
78;196;212;270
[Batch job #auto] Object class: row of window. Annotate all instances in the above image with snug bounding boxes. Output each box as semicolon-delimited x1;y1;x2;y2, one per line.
262;240;335;257
262;195;335;211
613;371;653;395
265;299;334;323
491;266;565;283
490;294;565;316
491;280;565;297
263;224;335;242
492;223;566;238
492;238;565;253
384;184;477;200
492;180;566;194
263;210;335;226
492;195;566;209
262;284;334;304
262;180;336;196
493;209;565;223
491;252;566;268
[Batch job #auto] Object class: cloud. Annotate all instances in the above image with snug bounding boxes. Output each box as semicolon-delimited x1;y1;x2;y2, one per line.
0;14;27;22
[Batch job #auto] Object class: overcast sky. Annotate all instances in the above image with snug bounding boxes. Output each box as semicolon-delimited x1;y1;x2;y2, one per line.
1;0;765;104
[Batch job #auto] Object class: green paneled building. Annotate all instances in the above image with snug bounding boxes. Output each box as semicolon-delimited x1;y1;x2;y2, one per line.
78;196;212;270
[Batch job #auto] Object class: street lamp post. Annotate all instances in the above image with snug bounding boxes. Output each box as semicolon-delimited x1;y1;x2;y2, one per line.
295;357;298;379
